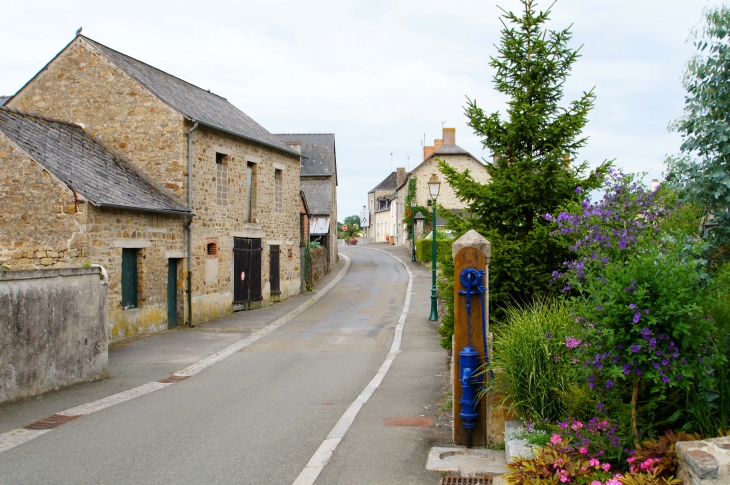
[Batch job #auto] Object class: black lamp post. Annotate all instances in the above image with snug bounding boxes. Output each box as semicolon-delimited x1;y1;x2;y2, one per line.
428;173;441;321
411;201;417;262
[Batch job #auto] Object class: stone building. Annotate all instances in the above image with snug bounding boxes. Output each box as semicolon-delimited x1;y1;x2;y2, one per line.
366;170;401;244
0;106;190;336
5;35;303;339
393;127;490;245
277;133;338;271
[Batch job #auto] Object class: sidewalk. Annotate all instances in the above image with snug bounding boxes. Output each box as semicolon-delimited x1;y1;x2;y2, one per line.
0;258;347;435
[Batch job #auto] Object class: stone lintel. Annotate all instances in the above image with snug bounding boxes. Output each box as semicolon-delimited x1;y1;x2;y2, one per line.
165;251;187;259
113;239;152;249
452;229;491;263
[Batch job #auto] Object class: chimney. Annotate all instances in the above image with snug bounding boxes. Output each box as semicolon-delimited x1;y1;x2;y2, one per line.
424;145;435;160
434;138;443;150
285;141;301;154
396;167;406;187
443;127;455;145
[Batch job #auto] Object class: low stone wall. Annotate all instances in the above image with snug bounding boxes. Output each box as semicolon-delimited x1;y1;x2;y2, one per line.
311;246;328;285
677;437;730;485
0;267;108;403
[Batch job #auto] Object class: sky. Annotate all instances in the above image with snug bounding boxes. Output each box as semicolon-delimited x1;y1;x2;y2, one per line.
1;0;726;221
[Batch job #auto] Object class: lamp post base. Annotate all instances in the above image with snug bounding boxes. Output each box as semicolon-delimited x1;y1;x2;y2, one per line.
429;289;438;321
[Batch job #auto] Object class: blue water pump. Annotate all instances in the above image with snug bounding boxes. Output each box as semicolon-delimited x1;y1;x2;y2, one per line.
457;267;493;447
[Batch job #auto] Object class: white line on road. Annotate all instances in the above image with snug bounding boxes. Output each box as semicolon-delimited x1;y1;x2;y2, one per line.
292;248;414;485
0;255;352;455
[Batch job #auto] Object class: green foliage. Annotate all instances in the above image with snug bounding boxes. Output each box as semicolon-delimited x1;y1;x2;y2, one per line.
493;298;577;423
557;383;599;423
440;0;609;320
437;252;455;349
338;215;361;239
308;241;320;249
415;238;453;264
303;245;312;291
668;5;730;249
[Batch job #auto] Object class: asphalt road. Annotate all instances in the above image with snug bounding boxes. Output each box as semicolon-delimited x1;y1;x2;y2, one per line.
0;246;450;484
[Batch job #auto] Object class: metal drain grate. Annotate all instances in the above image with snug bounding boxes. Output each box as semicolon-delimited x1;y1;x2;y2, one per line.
158;375;191;383
441;477;492;485
24;414;82;430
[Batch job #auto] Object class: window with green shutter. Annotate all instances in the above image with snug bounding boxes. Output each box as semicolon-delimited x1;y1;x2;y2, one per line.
121;248;138;309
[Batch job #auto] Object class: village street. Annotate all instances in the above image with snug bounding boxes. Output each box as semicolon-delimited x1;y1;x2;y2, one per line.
0;245;450;484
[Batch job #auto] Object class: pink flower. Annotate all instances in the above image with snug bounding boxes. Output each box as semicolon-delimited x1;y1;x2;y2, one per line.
551;434;563;444
590;458;600;467
581;467;587;472
591;481;602;485
607;480;621;485
626;457;636;464
571;421;585;430
602;463;611;472
559;475;571;483
579;447;588;454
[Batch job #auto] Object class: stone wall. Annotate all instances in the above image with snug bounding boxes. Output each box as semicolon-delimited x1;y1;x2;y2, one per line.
0;267;108;403
410;155;490;210
310;246;328;284
0;132;89;270
8;37;188;200
677;437;730;485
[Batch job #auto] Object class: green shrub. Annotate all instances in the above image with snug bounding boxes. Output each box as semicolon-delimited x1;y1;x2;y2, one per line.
493;298;578;423
415;238;453;263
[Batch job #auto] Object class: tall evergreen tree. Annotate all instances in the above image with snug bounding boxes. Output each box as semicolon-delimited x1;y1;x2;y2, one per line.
440;0;608;320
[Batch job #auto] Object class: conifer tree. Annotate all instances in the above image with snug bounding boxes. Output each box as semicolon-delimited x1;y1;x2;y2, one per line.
439;0;609;320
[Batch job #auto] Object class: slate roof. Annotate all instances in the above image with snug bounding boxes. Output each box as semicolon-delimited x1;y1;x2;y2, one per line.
300;178;332;215
434;143;470;156
275;133;336;178
0;106;189;215
368;171;398;193
0;97;9;106
77;36;299;157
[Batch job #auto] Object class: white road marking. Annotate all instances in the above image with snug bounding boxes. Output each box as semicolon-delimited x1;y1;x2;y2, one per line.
0;255;352;455
292;248;414;485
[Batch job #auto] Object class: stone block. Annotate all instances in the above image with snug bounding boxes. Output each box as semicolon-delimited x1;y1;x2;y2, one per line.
40;258;53;265
686;450;719;479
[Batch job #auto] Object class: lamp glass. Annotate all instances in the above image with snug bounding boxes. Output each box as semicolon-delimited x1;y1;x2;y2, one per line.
428;174;441;198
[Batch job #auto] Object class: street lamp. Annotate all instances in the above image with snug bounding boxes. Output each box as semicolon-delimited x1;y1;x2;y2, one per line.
428;173;441;321
411;201;417;262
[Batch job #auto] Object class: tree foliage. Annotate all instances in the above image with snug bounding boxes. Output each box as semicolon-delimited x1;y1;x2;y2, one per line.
440;0;609;319
668;5;730;251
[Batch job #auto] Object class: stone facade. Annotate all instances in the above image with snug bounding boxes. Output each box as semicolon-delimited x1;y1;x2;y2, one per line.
6;36;302;339
0;133;88;269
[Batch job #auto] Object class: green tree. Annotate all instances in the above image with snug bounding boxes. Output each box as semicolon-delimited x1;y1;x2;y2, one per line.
338;215;362;240
668;6;730;252
439;0;608;321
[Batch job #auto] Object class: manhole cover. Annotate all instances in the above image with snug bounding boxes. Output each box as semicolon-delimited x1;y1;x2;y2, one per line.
158;375;191;383
385;417;433;427
24;414;82;430
441;477;492;485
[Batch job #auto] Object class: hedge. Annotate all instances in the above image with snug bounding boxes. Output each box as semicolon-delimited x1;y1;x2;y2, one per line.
415;238;453;264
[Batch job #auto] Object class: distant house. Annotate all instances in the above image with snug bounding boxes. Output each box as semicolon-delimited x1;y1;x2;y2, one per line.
276;134;338;271
366;170;405;244
5;35;303;339
393;127;490;245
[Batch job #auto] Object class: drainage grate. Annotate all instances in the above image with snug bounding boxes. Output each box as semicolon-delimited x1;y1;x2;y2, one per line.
441;477;492;485
385;417;433;427
158;375;191;383
24;414;82;430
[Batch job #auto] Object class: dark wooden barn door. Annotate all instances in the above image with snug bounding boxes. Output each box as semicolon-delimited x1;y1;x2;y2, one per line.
167;259;177;328
270;245;280;297
233;238;262;304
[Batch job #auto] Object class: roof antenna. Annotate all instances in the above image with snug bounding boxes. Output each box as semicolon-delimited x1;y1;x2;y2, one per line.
442;120;447;128
390;152;393;172
407;155;410;171
76;27;83;36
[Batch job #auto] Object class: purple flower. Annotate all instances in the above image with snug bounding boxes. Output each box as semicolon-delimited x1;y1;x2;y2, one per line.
630;304;636;310
631;343;641;353
676;375;683;381
606;379;614;389
576;186;583;193
662;359;669;366
566;337;582;349
633;312;641;323
662;376;670;383
635;368;643;376
546;333;552;339
596;305;603;310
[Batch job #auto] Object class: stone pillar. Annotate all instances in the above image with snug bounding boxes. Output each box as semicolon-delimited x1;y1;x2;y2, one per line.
452;230;491;446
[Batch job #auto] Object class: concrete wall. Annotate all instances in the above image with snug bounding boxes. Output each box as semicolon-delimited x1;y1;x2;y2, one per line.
0;267;108;403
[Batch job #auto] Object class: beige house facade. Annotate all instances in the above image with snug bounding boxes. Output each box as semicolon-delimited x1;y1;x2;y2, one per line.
5;35;303;340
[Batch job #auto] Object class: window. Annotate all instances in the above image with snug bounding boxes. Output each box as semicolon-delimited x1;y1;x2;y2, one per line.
149;213;164;228
275;169;283;214
246;162;256;222
216;153;228;206
206;240;218;258
121;248;138;309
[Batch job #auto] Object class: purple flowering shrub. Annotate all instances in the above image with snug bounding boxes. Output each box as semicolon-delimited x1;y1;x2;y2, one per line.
546;169;718;439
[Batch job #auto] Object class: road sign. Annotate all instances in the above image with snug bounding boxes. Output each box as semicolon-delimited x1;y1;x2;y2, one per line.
342;225;348;231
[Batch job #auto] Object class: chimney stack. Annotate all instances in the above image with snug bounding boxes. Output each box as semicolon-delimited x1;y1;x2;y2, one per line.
443;127;455;145
434;138;443;150
396;167;407;187
424;145;435;160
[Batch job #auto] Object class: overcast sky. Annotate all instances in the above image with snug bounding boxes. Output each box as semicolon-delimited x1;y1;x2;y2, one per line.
1;0;725;220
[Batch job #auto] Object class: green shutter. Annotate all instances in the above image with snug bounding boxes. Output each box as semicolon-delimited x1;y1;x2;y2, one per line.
121;248;138;309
